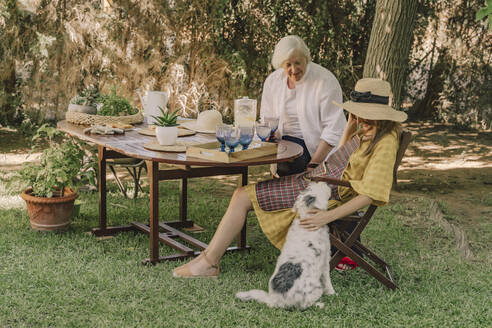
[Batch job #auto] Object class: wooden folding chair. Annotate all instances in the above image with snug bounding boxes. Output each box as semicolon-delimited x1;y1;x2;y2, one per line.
107;158;146;199
311;130;412;289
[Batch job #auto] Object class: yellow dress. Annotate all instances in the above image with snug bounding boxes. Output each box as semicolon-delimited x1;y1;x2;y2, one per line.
245;130;399;250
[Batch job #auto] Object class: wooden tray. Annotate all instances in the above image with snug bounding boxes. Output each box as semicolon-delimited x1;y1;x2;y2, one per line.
186;141;277;163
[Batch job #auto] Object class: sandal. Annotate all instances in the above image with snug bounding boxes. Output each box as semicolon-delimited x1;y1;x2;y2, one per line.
335;257;358;272
172;251;220;278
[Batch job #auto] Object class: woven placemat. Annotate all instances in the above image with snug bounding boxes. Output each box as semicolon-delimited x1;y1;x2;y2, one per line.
138;128;196;137
143;141;196;153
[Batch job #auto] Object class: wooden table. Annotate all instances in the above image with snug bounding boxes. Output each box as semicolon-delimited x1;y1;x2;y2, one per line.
58;121;303;264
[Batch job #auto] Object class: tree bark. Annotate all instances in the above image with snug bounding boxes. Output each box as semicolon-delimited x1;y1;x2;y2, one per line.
363;0;418;110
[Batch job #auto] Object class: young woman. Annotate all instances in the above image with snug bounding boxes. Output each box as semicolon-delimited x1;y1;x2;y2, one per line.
173;78;408;278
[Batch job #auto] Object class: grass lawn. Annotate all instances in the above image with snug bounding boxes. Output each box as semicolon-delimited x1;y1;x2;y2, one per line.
1;165;490;328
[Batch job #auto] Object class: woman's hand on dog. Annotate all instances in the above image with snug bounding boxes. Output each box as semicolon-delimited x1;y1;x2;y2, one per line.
299;209;333;231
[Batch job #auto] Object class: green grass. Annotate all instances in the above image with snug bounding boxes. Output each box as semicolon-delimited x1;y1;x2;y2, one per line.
1;174;491;327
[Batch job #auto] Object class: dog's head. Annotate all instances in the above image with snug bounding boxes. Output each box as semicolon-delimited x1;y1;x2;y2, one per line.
293;182;331;217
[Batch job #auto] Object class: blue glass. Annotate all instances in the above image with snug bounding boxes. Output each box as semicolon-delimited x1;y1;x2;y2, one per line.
239;135;253;150
239;126;254;150
256;124;270;142
225;127;240;153
225;138;240;152
216;135;225;151
265;117;279;140
216;124;227;152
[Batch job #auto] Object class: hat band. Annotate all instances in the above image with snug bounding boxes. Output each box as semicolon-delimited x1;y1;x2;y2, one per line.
350;91;389;105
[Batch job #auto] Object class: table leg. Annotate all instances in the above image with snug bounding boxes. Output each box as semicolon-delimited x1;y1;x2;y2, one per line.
238;167;248;248
98;146;107;230
179;178;187;223
147;160;159;264
92;147;135;237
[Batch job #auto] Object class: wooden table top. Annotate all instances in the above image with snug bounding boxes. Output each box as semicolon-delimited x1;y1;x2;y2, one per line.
57;120;303;167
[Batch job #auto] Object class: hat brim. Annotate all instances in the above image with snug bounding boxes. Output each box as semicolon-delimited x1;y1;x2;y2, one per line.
333;101;407;123
180;121;217;134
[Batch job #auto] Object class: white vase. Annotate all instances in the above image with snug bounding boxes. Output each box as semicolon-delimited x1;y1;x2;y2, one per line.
137;90;169;125
155;126;178;145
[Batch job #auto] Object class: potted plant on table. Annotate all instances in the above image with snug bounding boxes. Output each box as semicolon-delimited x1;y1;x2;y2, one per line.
152;106;179;145
68;86;100;114
66;86;143;126
97;87;139;117
17;124;95;231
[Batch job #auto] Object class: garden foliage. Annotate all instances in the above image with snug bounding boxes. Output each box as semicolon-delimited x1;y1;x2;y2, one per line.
17;124;96;197
0;0;490;129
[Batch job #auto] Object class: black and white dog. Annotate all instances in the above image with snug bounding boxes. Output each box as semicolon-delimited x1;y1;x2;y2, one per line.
236;182;335;309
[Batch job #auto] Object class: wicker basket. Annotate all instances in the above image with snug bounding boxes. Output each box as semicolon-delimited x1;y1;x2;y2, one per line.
66;111;144;126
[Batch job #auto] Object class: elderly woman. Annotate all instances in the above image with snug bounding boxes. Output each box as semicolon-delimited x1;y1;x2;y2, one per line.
261;35;346;176
173;78;407;278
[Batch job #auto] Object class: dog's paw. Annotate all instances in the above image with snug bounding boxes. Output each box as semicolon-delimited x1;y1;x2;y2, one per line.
235;291;252;301
325;288;336;295
315;302;325;309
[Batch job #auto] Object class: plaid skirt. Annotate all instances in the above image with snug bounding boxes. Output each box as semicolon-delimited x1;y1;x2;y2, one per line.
255;136;360;211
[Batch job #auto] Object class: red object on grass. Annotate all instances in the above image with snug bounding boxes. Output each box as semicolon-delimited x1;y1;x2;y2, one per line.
337;256;358;270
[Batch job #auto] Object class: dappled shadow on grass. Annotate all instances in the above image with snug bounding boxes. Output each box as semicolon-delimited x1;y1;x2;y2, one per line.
1;192;491;327
402;122;492;170
1;123;491;326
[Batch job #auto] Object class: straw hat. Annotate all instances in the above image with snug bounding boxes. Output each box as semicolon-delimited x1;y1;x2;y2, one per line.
333;78;407;122
180;110;223;134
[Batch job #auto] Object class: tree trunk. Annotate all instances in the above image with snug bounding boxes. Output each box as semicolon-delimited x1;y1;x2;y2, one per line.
0;61;17;126
363;0;418;110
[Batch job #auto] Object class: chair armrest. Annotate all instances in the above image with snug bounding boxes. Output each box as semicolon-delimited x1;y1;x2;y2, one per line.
308;176;351;187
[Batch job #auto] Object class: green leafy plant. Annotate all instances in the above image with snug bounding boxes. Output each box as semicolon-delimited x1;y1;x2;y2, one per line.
70;86;101;107
151;106;179;127
476;0;492;30
17;124;96;198
97;87;138;116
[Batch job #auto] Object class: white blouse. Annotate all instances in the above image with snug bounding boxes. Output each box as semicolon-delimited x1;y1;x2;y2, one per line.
260;62;346;159
282;87;303;138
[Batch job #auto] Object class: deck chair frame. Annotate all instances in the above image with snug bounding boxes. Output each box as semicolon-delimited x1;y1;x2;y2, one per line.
107;158;146;199
311;130;412;290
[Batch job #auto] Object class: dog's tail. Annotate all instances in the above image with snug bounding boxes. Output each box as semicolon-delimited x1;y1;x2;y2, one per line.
236;290;272;306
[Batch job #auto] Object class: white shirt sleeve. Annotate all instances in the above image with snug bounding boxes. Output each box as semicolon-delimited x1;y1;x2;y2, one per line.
318;80;346;147
260;74;275;122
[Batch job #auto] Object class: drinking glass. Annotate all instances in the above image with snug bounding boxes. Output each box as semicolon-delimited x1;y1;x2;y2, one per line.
225;126;240;153
265;117;279;140
239;125;254;150
256;123;271;142
215;124;227;152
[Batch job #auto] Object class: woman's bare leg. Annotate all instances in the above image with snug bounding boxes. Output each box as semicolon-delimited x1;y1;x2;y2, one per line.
173;186;252;276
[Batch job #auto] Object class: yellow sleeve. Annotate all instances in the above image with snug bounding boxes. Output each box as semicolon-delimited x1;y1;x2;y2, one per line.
349;134;398;206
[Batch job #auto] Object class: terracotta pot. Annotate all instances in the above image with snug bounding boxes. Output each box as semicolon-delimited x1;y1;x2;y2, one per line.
20;188;78;231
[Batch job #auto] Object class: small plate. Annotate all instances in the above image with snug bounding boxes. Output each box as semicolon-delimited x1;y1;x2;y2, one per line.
143;141;197;153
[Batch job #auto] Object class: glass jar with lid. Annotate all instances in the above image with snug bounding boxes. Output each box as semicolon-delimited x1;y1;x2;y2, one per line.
234;96;257;127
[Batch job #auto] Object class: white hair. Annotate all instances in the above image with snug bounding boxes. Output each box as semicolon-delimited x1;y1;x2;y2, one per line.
271;35;311;70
